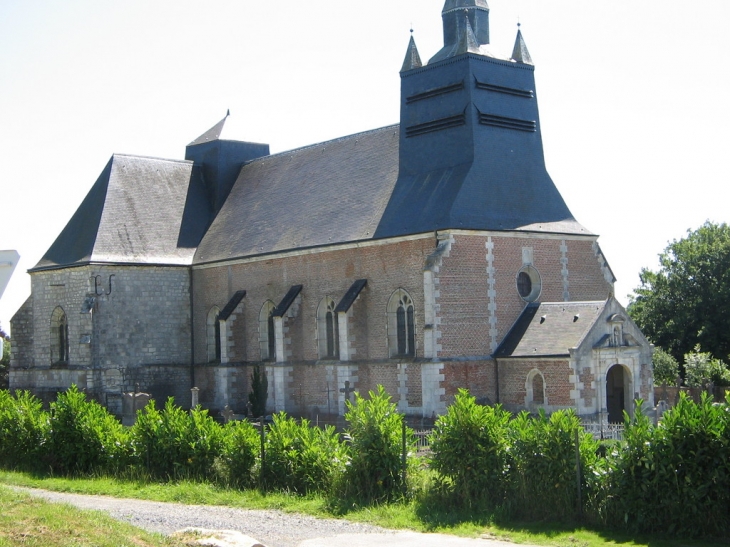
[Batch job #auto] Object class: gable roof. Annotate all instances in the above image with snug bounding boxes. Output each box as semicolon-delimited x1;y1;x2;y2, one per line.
194;125;400;264
495;301;606;358
34;154;212;271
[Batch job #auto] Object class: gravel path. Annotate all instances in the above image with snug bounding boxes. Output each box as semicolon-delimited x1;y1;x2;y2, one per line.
13;487;386;547
15;487;531;547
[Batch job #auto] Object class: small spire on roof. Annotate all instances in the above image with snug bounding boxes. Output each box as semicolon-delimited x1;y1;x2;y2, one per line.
511;23;533;65
400;30;423;73
226;109;230;116
454;10;481;56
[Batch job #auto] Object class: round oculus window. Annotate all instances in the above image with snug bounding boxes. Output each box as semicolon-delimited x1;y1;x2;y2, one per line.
517;271;532;298
516;266;541;302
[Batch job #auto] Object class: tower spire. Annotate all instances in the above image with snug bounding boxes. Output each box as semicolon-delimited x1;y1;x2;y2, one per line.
430;0;490;64
454;12;481;56
511;24;533;65
400;31;423;73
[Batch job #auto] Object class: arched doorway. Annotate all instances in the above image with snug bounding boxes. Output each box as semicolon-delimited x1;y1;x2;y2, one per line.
606;364;631;423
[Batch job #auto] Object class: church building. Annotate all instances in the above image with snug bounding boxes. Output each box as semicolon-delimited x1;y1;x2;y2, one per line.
10;1;653;423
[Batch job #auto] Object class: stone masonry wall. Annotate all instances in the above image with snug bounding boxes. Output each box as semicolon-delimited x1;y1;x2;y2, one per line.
10;265;192;404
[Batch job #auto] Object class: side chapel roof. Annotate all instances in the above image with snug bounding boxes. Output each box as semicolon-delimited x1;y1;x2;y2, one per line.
34;154;212;270
495;301;606;358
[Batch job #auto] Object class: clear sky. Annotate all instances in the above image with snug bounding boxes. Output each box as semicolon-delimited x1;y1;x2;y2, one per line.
1;0;729;334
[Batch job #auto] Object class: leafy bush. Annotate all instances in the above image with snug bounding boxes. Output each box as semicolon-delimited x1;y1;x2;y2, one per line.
652;347;679;386
48;385;130;475
262;412;346;494
508;409;598;520
684;347;730;387
0;390;49;470
603;394;730;537
214;419;261;489
249;365;268;418
337;385;413;504
131;398;225;481
429;389;511;508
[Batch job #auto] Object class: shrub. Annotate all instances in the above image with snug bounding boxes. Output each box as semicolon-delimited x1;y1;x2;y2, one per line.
508;409;598;520
604;394;730;537
652;347;679;386
214;419;260;489
131;398;225;481
0;390;50;470
262;413;346;494
48;385;130;475
249;366;268;418
684;348;730;387
429;389;511;508
337;385;413;504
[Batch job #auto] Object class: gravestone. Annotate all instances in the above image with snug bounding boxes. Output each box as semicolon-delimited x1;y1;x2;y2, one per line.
122;390;151;426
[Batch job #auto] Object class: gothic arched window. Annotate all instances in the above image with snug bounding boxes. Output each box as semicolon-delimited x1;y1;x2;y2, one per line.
50;306;69;365
206;306;221;363
317;297;339;359
387;289;416;358
259;301;276;361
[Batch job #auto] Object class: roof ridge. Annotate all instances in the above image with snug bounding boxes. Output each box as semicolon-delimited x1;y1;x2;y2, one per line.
111;153;193;165
248;124;399;165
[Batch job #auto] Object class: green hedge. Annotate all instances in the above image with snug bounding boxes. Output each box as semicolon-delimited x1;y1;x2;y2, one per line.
0;386;729;539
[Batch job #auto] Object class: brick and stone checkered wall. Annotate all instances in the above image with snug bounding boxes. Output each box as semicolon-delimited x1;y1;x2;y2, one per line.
11;228;631;419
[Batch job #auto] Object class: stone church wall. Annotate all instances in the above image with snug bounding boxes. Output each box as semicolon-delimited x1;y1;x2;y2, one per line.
10;264;193;409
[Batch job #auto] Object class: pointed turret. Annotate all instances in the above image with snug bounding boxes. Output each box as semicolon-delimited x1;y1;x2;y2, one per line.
430;0;490;63
453;14;481;56
400;34;423;73
511;26;533;65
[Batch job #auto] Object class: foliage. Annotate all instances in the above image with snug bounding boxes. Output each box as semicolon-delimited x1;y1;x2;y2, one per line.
0;390;49;470
248;365;268;418
131;398;226;480
213;419;260;489
508;409;598;520
48;385;130;475
428;389;511;508
262;412;347;494
652;347;680;386
628;221;730;365
0;335;8;391
337;385;413;504
683;347;730;387
603;394;730;537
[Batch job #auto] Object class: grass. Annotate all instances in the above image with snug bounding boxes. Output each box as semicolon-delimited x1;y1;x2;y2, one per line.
0;471;727;547
0;485;184;547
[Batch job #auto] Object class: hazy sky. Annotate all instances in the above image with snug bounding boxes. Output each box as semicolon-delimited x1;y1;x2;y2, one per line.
1;0;729;333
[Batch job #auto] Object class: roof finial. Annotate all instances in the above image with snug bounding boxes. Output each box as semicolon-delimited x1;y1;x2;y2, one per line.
226;109;230;117
511;23;533;65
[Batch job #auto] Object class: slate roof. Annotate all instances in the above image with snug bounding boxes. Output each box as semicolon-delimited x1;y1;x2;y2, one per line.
194;125;400;264
495;301;606;358
34;154;212;270
443;0;489;13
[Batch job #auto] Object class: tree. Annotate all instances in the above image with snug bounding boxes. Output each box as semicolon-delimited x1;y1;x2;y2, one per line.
628;221;730;366
0;326;9;390
248;365;268;418
652;348;679;386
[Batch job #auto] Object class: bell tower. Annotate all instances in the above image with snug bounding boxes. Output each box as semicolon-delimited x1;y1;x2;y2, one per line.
375;2;585;238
